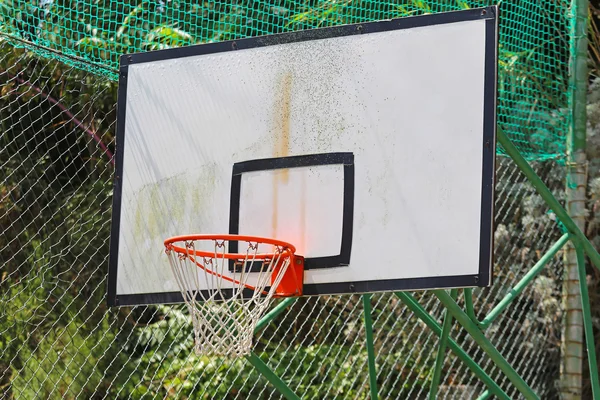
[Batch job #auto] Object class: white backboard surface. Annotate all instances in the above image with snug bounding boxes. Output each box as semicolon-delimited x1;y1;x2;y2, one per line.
108;7;497;306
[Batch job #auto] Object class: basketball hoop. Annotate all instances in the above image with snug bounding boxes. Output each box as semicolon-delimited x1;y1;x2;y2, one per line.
164;234;304;357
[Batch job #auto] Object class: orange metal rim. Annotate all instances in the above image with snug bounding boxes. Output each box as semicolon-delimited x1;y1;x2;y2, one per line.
163;234;297;260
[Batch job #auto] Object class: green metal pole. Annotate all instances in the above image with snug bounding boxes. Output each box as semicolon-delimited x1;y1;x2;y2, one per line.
246;353;301;400
362;294;379;400
478;234;569;328
497;129;600;270
433;290;539;400
571;0;589;151
396;292;511;400
255;297;297;333
476;389;492;400
429;289;458;399
246;299;300;399
463;288;483;329
574;239;600;399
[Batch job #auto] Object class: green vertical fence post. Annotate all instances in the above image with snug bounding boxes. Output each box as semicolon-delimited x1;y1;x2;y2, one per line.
362;294;379;400
429;289;458;399
433;290;539;400
574;239;600;399
246;353;301;400
571;0;589;151
563;0;589;395
396;292;511;400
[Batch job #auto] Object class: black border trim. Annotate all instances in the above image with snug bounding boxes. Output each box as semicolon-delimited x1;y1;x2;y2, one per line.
303;275;482;296
108;6;498;307
121;7;497;67
112;274;481;306
229;152;354;270
478;9;498;287
107;63;129;307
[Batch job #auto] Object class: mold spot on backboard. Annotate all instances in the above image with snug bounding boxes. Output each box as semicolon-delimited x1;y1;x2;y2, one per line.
133;165;219;242
133;182;164;240
191;163;219;218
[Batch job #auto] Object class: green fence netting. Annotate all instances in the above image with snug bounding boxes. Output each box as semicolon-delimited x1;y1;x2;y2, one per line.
0;0;571;160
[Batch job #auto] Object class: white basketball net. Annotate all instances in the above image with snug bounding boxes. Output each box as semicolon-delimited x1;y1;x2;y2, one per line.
165;238;292;357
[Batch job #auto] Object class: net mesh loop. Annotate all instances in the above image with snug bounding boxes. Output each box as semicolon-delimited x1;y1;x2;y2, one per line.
164;235;294;357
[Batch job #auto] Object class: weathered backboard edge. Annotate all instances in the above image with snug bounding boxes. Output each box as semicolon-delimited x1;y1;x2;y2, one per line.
107;6;498;306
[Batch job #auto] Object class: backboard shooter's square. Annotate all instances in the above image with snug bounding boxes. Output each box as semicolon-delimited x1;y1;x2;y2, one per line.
230;153;355;270
108;7;497;306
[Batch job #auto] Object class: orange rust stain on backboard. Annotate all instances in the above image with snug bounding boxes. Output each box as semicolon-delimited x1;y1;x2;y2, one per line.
272;72;293;236
275;72;293;174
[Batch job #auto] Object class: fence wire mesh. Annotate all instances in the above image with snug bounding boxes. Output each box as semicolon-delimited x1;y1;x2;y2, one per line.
0;0;582;398
0;38;570;399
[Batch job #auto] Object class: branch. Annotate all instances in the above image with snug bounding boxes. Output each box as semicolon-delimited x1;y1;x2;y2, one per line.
11;74;115;166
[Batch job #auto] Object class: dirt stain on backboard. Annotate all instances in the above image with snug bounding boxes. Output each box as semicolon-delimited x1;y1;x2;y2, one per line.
133;167;218;244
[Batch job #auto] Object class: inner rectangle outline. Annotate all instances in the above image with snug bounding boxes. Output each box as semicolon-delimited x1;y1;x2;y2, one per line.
229;152;355;270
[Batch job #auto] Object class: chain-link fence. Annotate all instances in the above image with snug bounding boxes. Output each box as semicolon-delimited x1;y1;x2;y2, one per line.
0;42;570;399
0;0;588;398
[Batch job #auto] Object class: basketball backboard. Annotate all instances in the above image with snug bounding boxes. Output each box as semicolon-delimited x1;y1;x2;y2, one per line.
107;7;498;306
